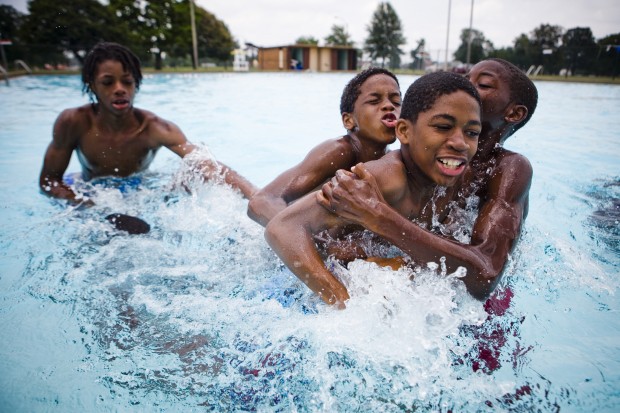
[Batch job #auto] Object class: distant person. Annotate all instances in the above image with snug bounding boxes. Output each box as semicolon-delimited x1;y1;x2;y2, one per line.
318;58;538;300
265;72;483;307
39;41;256;207
247;67;401;226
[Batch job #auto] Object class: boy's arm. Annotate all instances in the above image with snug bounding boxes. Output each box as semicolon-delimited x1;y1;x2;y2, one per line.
318;157;532;300
265;192;351;307
155;118;257;199
39;110;92;206
248;138;355;226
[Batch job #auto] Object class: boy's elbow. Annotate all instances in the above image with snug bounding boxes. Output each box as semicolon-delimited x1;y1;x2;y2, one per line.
264;218;283;249
467;266;503;301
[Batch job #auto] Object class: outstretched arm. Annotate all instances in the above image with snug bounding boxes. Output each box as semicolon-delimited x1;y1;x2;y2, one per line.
318;158;532;300
248;138;355;226
157;119;257;199
265;192;350;307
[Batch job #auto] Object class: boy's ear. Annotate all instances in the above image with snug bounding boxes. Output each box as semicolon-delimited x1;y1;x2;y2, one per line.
395;119;410;145
505;104;527;126
342;112;356;131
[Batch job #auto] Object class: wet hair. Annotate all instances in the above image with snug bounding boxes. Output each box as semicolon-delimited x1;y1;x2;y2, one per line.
340;67;399;114
81;42;143;99
400;71;481;123
486;58;538;134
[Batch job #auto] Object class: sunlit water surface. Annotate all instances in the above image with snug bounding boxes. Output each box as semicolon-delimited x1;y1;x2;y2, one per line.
0;73;618;412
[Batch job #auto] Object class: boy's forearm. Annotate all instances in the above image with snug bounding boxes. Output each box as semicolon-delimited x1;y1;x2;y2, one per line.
265;215;349;307
247;191;287;227
369;201;500;299
217;163;257;199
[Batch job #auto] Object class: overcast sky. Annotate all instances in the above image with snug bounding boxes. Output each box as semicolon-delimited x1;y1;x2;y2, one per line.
3;0;618;62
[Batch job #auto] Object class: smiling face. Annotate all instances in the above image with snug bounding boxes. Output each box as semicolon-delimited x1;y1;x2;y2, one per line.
90;59;137;114
397;90;481;187
343;74;401;146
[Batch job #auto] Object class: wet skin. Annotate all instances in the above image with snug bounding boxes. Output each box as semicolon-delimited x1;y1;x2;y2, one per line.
247;73;401;227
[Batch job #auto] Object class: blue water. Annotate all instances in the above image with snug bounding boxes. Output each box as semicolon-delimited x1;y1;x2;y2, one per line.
0;73;618;412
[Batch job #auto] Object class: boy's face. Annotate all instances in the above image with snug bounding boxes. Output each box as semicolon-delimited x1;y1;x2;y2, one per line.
343;74;401;145
90;59;137;114
466;60;513;131
397;90;481;187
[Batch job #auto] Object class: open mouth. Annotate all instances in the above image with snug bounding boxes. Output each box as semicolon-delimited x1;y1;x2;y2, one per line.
381;113;397;128
112;99;130;110
437;157;467;176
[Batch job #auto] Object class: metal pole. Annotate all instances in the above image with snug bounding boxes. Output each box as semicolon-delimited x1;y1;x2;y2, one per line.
466;0;474;65
190;0;199;69
444;0;451;71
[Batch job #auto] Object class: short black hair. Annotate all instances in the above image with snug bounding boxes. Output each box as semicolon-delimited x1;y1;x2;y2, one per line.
400;71;481;123
340;67;399;114
486;58;538;134
82;42;143;99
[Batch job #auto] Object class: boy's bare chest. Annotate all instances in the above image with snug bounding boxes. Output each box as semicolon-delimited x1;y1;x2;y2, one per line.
391;188;455;227
77;127;155;175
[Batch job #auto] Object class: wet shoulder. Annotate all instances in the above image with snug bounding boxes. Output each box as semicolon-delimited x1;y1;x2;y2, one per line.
364;151;407;193
134;108;179;136
54;104;94;142
305;135;357;169
494;149;532;178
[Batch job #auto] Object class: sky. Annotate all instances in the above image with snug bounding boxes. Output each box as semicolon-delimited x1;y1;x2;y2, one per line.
3;0;619;63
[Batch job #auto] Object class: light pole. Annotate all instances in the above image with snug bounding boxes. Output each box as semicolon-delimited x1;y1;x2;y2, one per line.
444;0;451;71
190;0;199;69
466;0;475;66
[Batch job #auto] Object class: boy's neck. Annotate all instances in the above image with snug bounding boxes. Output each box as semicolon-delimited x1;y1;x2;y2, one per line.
473;123;512;163
348;132;390;162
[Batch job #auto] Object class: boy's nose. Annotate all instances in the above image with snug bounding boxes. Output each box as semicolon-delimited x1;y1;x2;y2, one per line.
448;131;470;152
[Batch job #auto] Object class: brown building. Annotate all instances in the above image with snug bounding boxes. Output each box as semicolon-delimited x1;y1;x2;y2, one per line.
257;44;357;71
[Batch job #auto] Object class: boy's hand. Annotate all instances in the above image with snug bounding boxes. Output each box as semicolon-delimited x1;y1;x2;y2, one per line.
317;163;386;230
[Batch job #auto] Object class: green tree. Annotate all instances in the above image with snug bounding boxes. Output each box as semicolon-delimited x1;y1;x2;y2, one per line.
108;0;179;70
364;2;406;68
0;5;23;40
409;38;426;70
561;27;596;75
295;36;319;45
20;0;128;66
529;23;564;74
595;33;620;77
0;5;27;68
109;0;234;68
193;5;236;65
453;28;493;64
324;24;354;46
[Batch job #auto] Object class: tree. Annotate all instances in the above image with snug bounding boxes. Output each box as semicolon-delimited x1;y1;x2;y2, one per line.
295;36;319;45
595;33;620;77
108;0;180;70
0;5;27;67
364;2;406;69
20;0;128;66
561;27;596;75
529;23;564;74
453;28;494;65
193;5;236;65
409;38;426;70
324;24;354;46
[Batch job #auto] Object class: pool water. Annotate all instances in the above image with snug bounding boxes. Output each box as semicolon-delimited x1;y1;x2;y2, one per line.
0;73;619;412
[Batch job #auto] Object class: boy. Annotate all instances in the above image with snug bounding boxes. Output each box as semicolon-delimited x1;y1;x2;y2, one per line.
265;72;482;307
247;67;401;226
39;42;256;206
317;58;538;300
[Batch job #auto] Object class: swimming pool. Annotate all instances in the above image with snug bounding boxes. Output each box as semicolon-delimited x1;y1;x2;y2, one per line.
0;72;618;412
